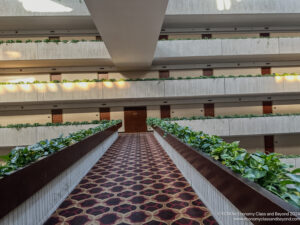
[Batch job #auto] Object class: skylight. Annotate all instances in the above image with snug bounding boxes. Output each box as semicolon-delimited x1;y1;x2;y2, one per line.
18;0;73;13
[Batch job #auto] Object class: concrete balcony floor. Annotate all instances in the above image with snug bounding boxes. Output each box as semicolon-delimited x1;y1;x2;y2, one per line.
45;133;217;225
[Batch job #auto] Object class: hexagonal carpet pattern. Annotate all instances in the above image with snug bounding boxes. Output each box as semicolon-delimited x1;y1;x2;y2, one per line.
45;133;218;225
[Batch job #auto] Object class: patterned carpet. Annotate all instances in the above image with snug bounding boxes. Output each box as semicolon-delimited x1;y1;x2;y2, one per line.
45;133;218;225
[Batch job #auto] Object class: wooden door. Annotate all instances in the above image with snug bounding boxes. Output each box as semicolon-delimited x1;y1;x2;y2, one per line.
50;73;61;82
203;69;213;77
159;35;168;40
52;109;63;123
202;34;212;39
160;105;170;119
264;135;274;153
159;70;170;78
260;33;270;38
124;107;147;133
261;67;271;75
98;72;108;80
204;103;215;117
263;101;273;114
100;108;110;121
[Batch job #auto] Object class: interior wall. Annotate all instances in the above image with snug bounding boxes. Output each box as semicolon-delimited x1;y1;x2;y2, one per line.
214;68;261;76
215;102;263;116
223;136;265;153
169;69;203;78
170;104;204;118
0;74;50;82
0;110;51;125
61;73;98;81
110;106;125;132
275;134;300;155
63;108;99;122
273;100;300;114
272;66;300;74
147;105;160;130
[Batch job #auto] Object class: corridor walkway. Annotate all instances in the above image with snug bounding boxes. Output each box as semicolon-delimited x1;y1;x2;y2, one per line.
45;133;218;225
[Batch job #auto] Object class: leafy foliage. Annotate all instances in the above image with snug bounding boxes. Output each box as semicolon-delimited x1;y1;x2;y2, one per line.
0;120;121;178
0;39;102;45
147;118;300;208
0;73;298;86
161;113;300;121
0;120;107;130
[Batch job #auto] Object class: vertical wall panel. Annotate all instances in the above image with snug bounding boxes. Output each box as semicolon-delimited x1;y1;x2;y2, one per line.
160;105;171;119
50;73;61;82
100;108;110;121
204;104;215;117
159;70;170;78
264;135;274;153
261;67;271;75
263;101;273;114
203;69;213;77
51;109;63;123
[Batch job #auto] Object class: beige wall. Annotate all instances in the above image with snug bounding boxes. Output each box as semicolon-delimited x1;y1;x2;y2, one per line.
0;110;51;126
111;106;125;132
275;134;300;155
213;33;259;39
273;100;300;114
272;66;300;74
60;36;97;41
223;136;264;153
147;105;160;130
270;33;300;38
0;74;50;82
214;68;261;76
63;108;99;122
215;102;263;116
168;33;259;39
168;34;202;39
108;71;159;80
170;69;203;78
171;104;204;118
0;37;46;41
61;73;98;81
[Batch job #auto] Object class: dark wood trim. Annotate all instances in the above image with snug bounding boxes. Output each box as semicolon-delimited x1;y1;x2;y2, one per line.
261;67;271;75
51;109;63;123
159;35;168;40
100;107;110;121
0;123;121;220
202;33;212;39
204;103;215;117
153;126;300;225
160;105;171;119
263;101;273;114
260;33;270;38
264;135;275;153
159;70;170;78
50;73;62;82
203;68;213;77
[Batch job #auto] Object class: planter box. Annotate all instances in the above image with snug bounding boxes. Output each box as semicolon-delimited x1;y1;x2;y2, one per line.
153;126;300;225
0;123;121;224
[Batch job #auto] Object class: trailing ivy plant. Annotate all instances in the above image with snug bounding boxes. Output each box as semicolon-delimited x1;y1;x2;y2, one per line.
0;39;102;45
0;120;106;130
147;118;300;208
0;73;298;86
162;113;300;121
0;120;121;178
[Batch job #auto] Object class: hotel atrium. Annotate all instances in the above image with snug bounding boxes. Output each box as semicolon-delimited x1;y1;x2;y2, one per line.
0;0;300;224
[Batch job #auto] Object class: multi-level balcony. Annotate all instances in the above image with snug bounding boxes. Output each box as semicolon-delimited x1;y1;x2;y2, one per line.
1;75;300;104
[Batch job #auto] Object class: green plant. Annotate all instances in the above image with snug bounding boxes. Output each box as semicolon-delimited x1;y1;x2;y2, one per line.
147;118;300;208
0;120;121;177
0;120;108;130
